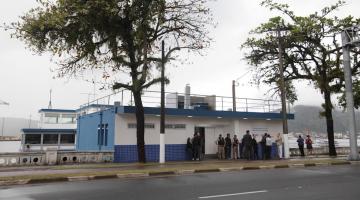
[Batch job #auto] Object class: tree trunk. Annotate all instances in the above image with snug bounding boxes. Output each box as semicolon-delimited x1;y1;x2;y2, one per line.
133;90;146;163
324;89;337;156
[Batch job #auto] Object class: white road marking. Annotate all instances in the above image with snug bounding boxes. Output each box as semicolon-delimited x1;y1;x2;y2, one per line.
198;190;268;199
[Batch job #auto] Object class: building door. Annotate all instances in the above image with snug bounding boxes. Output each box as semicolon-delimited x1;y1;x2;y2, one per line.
195;127;205;157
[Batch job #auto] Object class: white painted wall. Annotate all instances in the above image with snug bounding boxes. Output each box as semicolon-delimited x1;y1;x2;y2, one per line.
114;114;283;155
0;141;21;153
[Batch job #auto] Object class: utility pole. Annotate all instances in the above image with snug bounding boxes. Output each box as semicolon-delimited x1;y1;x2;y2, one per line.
159;40;165;164
277;28;289;136
277;27;289;159
341;26;359;160
232;80;236;112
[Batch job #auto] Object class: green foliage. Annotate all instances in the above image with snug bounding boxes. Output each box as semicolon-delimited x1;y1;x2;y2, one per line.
11;0;213;92
242;0;360;108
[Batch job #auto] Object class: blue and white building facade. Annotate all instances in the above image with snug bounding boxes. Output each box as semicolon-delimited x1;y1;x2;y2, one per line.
22;109;77;151
77;90;294;163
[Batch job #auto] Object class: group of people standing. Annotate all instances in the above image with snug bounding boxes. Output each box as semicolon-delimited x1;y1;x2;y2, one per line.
216;131;284;160
186;132;204;161
296;135;313;157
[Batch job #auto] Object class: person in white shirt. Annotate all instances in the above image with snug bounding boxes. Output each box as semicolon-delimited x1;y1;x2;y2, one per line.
275;133;283;159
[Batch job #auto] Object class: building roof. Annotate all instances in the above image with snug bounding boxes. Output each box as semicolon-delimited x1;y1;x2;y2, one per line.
22;128;76;134
38;109;77;113
116;106;294;120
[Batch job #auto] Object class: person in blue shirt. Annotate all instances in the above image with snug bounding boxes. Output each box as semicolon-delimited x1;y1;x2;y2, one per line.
297;135;305;157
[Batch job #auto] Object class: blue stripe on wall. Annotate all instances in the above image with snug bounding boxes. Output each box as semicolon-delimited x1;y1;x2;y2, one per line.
114;144;188;163
114;143;280;162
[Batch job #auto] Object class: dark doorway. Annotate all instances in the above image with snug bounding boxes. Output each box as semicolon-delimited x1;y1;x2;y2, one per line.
195;127;205;158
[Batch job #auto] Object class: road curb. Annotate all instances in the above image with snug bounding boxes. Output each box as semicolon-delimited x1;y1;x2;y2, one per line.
68;176;92;182
242;166;261;170
259;165;275;169
0;179;30;186
331;161;351;165
27;177;68;184
117;172;149;178
176;169;195;175
148;171;176;176
289;163;305;168
194;168;220;173
219;167;243;172
274;164;289;169
92;174;118;180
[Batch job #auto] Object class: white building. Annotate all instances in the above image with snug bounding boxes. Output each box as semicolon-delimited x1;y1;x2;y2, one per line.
77;87;294;162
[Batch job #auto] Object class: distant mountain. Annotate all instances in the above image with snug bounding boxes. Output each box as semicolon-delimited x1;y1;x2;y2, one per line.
288;105;360;133
0;118;38;137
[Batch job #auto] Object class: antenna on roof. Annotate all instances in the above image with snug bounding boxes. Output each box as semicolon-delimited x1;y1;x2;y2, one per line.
48;89;53;109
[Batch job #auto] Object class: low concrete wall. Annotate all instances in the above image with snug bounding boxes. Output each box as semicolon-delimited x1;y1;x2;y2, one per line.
0;151;114;166
290;147;352;156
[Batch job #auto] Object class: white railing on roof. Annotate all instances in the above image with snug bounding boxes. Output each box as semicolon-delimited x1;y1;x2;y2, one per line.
78;89;283;114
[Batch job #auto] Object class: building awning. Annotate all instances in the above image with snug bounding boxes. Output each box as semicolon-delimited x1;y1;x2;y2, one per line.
22;129;76;134
115;106;294;120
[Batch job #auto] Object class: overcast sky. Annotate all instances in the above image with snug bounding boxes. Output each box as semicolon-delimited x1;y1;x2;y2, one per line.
1;0;360;119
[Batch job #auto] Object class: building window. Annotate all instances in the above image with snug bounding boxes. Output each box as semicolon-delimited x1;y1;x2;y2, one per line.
43;134;59;144
60;134;75;144
165;124;186;129
59;114;77;124
25;134;41;144
44;113;59;124
128;123;155;129
98;124;109;146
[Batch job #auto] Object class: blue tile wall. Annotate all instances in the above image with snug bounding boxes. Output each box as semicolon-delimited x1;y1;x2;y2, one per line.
114;144;187;163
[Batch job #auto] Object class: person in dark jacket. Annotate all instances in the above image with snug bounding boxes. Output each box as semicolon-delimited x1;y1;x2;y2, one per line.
242;130;252;160
225;133;232;159
252;134;258;160
260;133;268;160
297;135;305;157
192;133;201;160
186;137;193;160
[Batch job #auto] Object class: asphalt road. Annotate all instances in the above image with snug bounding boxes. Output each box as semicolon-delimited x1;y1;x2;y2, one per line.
1;165;360;200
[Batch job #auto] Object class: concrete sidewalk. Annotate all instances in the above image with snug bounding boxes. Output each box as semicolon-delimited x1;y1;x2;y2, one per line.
0;156;358;187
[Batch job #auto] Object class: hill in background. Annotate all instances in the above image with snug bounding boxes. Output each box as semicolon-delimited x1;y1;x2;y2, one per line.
288;105;360;134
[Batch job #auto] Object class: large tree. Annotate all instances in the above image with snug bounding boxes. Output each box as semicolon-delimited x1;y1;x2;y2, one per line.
242;0;360;156
11;0;213;162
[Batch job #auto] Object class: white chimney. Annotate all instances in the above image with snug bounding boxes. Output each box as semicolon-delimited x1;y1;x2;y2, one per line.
184;84;191;109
